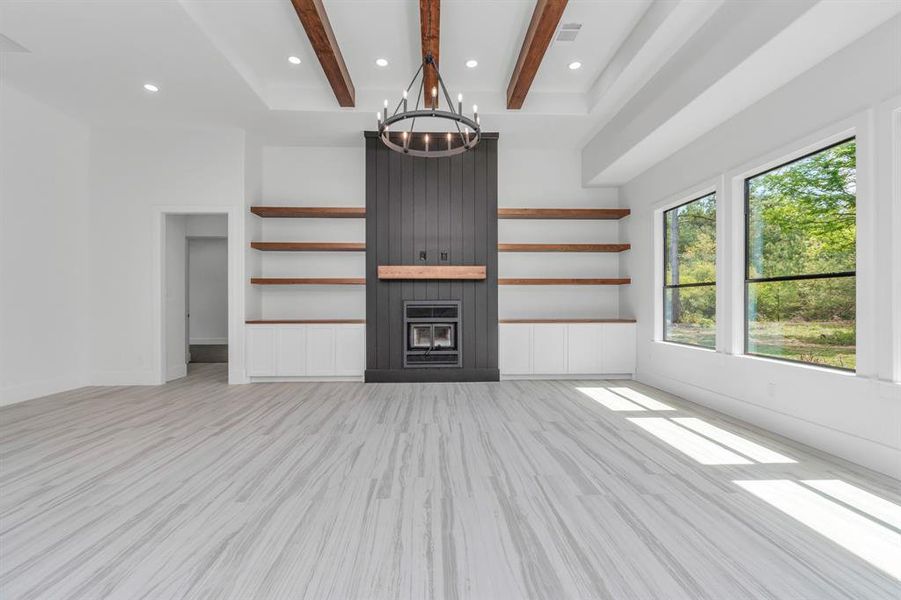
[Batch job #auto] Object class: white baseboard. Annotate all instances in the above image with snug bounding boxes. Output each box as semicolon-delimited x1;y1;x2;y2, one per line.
0;375;87;407
190;337;228;345
500;373;634;380
636;369;901;480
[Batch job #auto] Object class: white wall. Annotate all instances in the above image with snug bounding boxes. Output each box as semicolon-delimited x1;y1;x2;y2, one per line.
244;136;263;321
165;215;187;380
257;146;366;320
0;85;91;405
88;126;246;384
186;214;228;237
188;237;228;344
620;16;901;477
497;145;624;319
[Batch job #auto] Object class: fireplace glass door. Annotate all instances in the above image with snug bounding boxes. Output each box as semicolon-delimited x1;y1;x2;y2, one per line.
408;324;456;350
409;325;433;349
432;324;455;349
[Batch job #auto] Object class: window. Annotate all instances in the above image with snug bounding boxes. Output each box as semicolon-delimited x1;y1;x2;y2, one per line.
663;193;716;348
745;139;856;370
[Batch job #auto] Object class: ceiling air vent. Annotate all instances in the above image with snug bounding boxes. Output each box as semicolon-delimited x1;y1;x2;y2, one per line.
555;23;581;43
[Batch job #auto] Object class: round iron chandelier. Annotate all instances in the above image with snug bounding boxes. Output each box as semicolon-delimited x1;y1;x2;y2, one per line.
376;53;481;158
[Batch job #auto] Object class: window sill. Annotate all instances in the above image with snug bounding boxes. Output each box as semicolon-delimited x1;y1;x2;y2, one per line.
737;353;857;376
651;342;859;376
653;340;718;353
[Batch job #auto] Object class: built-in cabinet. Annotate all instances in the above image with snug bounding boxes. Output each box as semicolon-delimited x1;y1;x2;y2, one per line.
245;323;365;378
248;321;632;379
499;322;635;377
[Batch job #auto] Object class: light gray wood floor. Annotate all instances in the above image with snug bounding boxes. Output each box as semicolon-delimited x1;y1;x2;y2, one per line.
1;364;898;599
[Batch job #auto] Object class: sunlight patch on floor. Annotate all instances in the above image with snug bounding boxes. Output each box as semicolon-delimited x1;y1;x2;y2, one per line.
576;387;647;411
673;417;796;463
610;387;675;411
628;417;752;465
735;479;901;580
802;480;901;530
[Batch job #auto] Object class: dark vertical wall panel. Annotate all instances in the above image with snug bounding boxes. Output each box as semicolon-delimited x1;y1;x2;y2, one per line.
364;132;499;382
365;139;378;369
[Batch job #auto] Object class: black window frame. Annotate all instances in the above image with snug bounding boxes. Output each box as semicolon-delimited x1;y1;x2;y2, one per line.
743;137;856;371
662;192;717;349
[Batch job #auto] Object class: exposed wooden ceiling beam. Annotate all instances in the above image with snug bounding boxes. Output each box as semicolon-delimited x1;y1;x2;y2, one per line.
290;0;355;107
420;0;440;107
506;0;568;109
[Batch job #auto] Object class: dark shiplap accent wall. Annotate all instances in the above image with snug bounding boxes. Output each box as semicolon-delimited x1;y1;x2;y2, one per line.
364;132;499;382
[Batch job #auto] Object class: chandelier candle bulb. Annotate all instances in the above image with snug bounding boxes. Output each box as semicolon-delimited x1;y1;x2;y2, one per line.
376;53;480;157
473;105;478;121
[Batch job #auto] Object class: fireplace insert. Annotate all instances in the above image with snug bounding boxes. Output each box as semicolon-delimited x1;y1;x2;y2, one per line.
403;300;461;368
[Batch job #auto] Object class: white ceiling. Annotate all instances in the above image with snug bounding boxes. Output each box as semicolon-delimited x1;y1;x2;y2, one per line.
178;0;652;112
1;0;898;183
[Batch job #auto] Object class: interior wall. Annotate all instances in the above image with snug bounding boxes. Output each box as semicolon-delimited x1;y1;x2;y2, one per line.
497;146;624;319
188;237;228;345
257;145;366;320
186;214;228;237
0;85;91;405
165;215;187;380
244;135;263;321
619;16;901;477
88;126;246;384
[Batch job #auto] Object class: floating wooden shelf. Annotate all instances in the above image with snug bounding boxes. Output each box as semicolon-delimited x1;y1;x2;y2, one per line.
251;278;365;285
250;206;366;218
246;319;366;324
499;318;636;323
378;265;487;280
497;208;630;220
498;243;630;253
251;242;365;252
498;278;631;285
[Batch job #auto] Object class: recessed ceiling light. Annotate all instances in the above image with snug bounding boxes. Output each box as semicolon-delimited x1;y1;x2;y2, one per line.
288;55;301;65
375;58;389;67
143;83;159;93
568;61;582;70
465;59;478;68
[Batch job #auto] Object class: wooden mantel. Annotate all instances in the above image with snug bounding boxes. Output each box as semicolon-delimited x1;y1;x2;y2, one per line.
377;265;487;280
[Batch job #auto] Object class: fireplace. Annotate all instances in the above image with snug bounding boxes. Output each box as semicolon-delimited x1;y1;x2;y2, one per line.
364;132;498;382
404;301;461;368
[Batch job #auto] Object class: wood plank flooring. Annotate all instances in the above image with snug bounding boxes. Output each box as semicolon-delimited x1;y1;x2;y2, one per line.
1;364;898;599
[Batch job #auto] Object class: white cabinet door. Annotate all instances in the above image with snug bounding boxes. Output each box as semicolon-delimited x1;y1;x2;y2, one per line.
334;325;365;376
499;324;532;374
246;326;277;376
567;324;603;374
306;326;336;375
276;327;307;376
602;324;636;374
532;324;567;374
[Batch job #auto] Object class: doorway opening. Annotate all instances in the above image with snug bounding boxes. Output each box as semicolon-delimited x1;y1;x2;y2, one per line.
161;212;231;382
187;232;228;364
